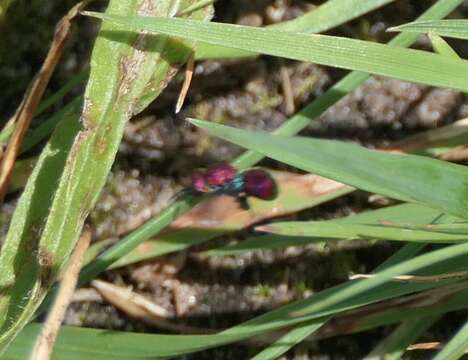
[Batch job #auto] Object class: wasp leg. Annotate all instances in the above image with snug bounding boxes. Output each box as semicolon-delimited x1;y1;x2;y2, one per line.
236;195;250;210
171;187;198;201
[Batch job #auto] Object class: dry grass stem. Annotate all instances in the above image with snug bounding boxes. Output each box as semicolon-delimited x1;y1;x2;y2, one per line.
175;52;194;113
0;1;89;203
349;270;468;283
280;62;295;115
31;226;92;360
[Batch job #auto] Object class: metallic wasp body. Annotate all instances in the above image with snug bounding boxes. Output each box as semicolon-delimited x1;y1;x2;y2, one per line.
179;163;277;207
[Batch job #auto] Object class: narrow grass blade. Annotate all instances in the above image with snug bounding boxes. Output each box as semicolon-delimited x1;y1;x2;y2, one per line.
388;118;468;157
291;243;468;317
365;316;439;360
84;12;468;92
389;20;468;40
312;285;468;344
34;69;87;117
210;203;456;255
78;197;199;282
272;0;395;34
190;119;468;219
0;101;81;351
205;234;318;257
196;0;396;59
326;285;468;341
0;71;86;148
250;320;326;360
178;0;215;16
21;97;83;153
259;221;468;243
433;320;468;360
429;32;460;58
6;321;329;360
9;157;37;193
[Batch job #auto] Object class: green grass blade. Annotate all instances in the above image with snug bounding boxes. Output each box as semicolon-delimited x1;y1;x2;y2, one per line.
0;71;87;146
340;285;468;337
12;231;468;359
34;69;88;117
272;0;394;33
0;0;213;353
0;118;16;146
221;247;468;335
259;221;468;243
0;102;81;351
6;321;329;360
434;320;468;360
289;243;468;318
205;234;319;257
79;198;198;281
250;320;326;360
84;11;468;92
365;316;439;360
377;243;426;270
209;203;456;255
389;19;468;40
9;157;38;193
195;0;396;59
21;97;83;154
178;0;215;16
429;32;460;58
190;119;468;219
372;213;454;271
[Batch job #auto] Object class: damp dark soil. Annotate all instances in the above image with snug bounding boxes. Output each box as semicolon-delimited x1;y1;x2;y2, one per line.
1;1;468;359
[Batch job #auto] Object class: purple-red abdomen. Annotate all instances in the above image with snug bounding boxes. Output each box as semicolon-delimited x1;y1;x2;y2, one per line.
243;169;277;200
205;163;237;187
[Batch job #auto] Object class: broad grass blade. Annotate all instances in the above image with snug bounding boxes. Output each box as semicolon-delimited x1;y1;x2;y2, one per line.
189;119;468;219
0;0;212;352
84;12;468;92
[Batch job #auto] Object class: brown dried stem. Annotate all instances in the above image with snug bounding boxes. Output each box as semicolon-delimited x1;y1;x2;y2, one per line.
0;1;89;203
349;270;468;283
175;52;194;113
31;226;92;360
